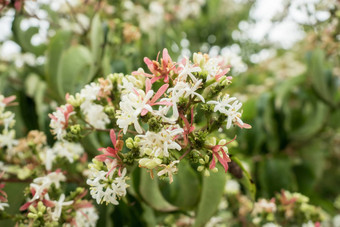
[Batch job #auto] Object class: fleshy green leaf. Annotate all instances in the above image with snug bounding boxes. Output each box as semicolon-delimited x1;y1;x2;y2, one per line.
160;160;200;210
45;30;72;100
139;169;178;212
89;14;104;63
193;165;227;227
56;45;94;97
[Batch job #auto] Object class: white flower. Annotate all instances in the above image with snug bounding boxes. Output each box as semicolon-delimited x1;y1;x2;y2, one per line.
69;207;99;227
159;80;204;121
81;103;110;129
0;129;18;150
79;83;100;102
222;50;247;74
77;83;111;129
43;147;55;171
333;214;340;227
157;160;179;183
86;165;128;205
53;141;84;163
32;171;66;191
0;202;9;211
138;126;183;158
1;111;15;130
51;194;73;221
204;57;225;81
30;171;66;202
302;221;316;227
177;57;202;83
207;94;237;114
49;105;75;140
224;179;240;194
207;95;246;129
225;100;244;129
262;223;281;227
43;141;84;171
205;216;223;227
252;199;277;215
116;89;153;134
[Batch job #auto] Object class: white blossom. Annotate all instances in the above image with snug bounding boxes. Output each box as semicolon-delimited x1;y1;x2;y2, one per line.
30;171;66;201
86;164;128;205
116;89;153;134
81;103;110;129
263;223;281;227
157;160;179;183
177;57;202;83
0;129;18;151
43;141;84;171
49;105;75;140
333;214;340;227
159;80;204;121
67;207;99;227
51;194;73;221
207;95;247;129
302;221;316;227
204;57;224;81
79;83;100;102
224;179;240;194
1;111;15;130
138;126;183;158
0;202;9;211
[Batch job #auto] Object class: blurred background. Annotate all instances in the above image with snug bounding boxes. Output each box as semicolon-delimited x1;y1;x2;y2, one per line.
0;0;339;226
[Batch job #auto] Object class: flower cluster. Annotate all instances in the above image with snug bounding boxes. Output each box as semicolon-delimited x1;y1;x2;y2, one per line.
220;182;328;227
50;49;251;206
180;179;329;227
0;95;18;153
0;94;98;226
18;171;98;227
0;172;9;211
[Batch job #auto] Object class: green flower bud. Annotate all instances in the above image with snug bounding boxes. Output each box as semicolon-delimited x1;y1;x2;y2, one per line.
134;136;141;143
197;166;204;172
212;167;218;173
139;158;162;169
29;205;37;213
204;155;210;163
104;106;115;119
205;137;217;146
125;137;134;149
204;169;210;177
144;148;152;156
199;158;205;165
218;139;227;145
27;213;38;219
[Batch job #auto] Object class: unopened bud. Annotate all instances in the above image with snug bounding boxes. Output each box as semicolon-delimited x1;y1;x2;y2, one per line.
27;213;38;219
204;169;210;177
125;137;134;149
204;155;210;163
199;158;205;165
197;166;204;172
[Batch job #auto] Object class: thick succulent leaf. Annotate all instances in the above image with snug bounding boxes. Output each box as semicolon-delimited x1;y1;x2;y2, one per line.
193;165;227;227
160;160;200;210
139;169;178;212
56;45;94;97
45;30;72;100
